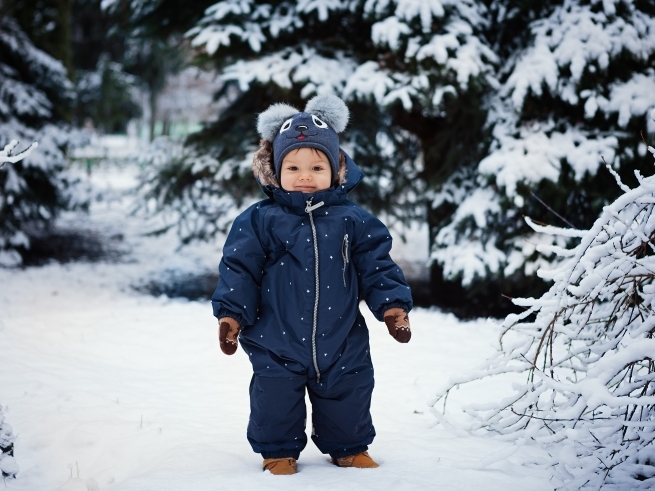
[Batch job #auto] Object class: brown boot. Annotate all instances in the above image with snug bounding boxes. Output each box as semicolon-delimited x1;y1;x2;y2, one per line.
332;451;379;468
262;457;297;475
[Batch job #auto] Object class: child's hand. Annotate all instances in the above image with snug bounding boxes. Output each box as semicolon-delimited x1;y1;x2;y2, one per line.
218;317;241;355
383;308;411;343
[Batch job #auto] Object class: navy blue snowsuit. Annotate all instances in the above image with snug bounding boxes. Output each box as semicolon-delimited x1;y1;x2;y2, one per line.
211;153;413;459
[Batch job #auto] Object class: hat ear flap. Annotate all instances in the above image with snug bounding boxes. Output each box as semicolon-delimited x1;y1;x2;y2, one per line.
304;94;349;133
257;103;300;142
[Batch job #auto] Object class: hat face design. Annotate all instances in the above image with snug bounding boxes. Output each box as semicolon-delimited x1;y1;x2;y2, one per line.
279;113;329;141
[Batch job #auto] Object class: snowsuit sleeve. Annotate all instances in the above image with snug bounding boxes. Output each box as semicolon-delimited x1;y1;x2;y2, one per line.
211;204;267;327
351;209;413;321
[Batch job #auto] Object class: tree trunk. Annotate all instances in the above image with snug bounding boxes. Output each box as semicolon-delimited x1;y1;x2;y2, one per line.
149;89;158;142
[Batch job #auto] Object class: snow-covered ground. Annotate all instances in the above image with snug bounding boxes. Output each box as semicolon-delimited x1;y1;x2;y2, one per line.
0;160;552;490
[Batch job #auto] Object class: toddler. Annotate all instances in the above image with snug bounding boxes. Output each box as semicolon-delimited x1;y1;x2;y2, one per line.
212;94;413;475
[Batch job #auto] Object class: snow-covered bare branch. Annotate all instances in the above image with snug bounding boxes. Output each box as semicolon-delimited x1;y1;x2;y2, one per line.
0;140;38;167
431;142;655;489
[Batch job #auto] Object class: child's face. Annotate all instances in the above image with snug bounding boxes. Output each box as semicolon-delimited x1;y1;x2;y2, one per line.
280;148;332;193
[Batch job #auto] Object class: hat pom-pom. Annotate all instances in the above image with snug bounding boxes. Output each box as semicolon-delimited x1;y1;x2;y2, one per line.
305;94;349;133
257;103;299;142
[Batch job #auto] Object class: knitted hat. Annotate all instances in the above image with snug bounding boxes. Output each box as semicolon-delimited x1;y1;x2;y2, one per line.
256;94;349;182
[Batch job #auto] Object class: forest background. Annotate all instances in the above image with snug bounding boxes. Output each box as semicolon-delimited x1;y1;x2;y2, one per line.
2;0;655;318
2;1;655;489
3;0;655;319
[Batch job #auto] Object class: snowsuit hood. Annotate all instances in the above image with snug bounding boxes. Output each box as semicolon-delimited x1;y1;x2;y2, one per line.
252;144;360;212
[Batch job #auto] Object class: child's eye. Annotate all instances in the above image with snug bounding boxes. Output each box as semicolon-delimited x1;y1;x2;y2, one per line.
312;166;325;172
286;165;298;171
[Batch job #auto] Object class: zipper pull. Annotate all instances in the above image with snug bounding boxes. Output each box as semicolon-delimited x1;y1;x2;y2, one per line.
342;234;349;288
305;200;325;213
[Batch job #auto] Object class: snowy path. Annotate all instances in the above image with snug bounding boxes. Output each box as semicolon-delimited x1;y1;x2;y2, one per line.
0;165;552;490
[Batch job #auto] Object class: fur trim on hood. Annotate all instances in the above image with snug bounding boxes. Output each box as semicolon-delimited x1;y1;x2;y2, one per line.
252;139;347;188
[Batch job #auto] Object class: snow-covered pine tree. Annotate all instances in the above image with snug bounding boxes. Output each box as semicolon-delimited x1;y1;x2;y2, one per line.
0;404;18;479
71;0;145;132
100;0;214;141
0;141;32;479
0;15;80;267
431;0;655;316
133;0;495;244
346;0;497;241
98;0;248;241
4;0;74;77
431;131;655;489
101;0;216;40
74;53;142;134
120;0;655;318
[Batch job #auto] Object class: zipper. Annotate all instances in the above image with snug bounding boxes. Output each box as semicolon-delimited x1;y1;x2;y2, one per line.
342;234;349;288
305;198;324;382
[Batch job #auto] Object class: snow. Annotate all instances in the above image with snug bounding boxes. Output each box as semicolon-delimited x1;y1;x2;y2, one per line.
223;47;356;96
343;62;396;106
0;158;554;490
296;0;344;22
204;0;253;21
604;72;655;128
371;17;411;51
365;0;447;30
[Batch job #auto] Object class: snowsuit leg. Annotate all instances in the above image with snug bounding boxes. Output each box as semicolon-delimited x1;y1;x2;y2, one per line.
246;374;308;459
246;369;375;460
308;370;376;459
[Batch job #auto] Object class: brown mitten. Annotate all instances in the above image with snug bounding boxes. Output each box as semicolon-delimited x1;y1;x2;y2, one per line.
218;317;241;355
383;308;411;343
